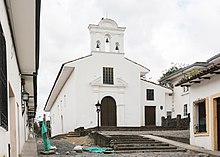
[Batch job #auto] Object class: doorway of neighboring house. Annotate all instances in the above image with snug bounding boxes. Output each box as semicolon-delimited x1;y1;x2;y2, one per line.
101;96;117;126
145;106;156;126
217;98;220;150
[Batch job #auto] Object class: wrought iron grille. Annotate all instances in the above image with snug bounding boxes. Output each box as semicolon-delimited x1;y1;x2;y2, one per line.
1;113;8;130
0;23;8;131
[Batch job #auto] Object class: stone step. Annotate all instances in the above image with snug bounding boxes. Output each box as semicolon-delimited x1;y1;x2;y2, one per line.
110;136;155;140
110;135;144;139
110;140;162;144
88;126;188;131
115;145;178;151
111;139;155;142
51;132;80;139
111;137;154;140
115;143;169;148
114;148;186;154
66;131;80;137
105;134;186;153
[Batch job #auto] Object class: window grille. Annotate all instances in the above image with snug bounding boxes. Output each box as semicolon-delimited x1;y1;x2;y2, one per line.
103;67;114;84
0;23;8;130
194;99;207;133
146;89;154;101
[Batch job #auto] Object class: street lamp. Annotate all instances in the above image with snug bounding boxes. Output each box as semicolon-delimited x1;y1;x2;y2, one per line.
95;101;101;131
21;91;29;115
22;91;29;102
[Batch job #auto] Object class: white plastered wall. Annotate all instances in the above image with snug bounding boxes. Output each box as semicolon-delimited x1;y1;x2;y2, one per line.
0;0;28;156
49;51;149;136
141;81;172;126
190;75;220;150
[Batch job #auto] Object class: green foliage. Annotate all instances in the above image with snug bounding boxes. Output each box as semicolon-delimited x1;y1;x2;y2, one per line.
34;121;41;137
179;68;202;83
34;120;51;137
159;63;186;81
183;68;202;79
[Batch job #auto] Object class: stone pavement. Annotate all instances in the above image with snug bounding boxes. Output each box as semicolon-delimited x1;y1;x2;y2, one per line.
143;135;220;157
20;138;38;157
21;130;220;157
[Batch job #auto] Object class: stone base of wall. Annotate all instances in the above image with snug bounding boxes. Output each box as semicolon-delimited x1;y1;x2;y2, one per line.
161;114;190;129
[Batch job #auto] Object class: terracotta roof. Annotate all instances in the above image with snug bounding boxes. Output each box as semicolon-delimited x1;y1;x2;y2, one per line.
159;62;208;82
207;53;220;62
141;78;172;90
175;63;220;87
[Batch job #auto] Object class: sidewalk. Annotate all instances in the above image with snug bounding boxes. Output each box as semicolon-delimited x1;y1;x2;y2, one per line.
20;138;38;157
143;135;220;157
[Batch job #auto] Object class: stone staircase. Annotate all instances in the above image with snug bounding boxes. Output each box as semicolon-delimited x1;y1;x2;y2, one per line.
51;131;80;140
108;135;185;153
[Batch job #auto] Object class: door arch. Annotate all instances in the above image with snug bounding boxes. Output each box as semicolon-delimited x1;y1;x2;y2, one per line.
101;96;117;126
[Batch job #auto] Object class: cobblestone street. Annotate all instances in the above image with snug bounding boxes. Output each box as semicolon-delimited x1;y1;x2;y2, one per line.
36;130;212;157
37;139;209;157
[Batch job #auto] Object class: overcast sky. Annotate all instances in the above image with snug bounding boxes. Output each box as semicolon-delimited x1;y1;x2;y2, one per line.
37;0;220;119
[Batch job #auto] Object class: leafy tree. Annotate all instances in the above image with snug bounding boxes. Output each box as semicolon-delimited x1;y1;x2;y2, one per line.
34;121;41;137
34;120;51;137
159;63;186;85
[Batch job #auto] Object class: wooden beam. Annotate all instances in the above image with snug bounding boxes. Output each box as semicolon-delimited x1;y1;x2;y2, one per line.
180;84;191;87
189;80;200;84
212;71;220;74
201;77;210;80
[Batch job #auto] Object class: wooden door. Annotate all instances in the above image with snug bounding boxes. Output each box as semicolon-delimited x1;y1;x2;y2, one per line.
145;106;156;126
217;98;220;150
101;96;117;126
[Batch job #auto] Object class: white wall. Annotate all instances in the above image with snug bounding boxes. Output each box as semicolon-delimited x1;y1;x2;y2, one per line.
0;127;9;156
141;80;172;126
50;70;77;136
50;51;149;136
165;93;173;116
73;52;143;127
0;0;27;156
89;19;125;53
166;77;191;118
190;75;220;150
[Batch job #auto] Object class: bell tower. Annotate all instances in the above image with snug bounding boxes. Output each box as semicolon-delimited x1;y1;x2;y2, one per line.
88;18;126;54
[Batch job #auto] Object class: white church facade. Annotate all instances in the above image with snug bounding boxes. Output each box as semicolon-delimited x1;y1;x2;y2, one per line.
44;18;172;137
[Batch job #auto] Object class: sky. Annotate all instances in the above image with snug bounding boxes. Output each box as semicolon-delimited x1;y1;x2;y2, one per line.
37;0;220;119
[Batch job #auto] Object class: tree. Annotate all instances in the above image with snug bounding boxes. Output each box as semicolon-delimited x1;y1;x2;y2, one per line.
34;121;41;137
159;63;186;85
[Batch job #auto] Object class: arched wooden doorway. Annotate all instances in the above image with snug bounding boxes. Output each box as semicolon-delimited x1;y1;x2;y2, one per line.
101;96;117;126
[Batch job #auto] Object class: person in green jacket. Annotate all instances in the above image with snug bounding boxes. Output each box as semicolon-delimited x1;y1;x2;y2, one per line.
41;114;51;151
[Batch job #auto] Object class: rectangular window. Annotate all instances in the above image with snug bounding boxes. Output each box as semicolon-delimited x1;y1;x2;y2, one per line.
184;104;188;116
194;99;207;133
0;24;8;130
103;67;114;84
183;86;189;93
146;89;154;101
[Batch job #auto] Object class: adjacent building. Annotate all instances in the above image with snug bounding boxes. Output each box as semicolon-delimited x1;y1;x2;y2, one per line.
0;0;41;156
44;18;172;137
176;53;220;151
159;62;209;119
160;53;220;151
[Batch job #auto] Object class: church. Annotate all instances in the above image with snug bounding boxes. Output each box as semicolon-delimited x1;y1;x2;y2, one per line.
44;18;172;136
